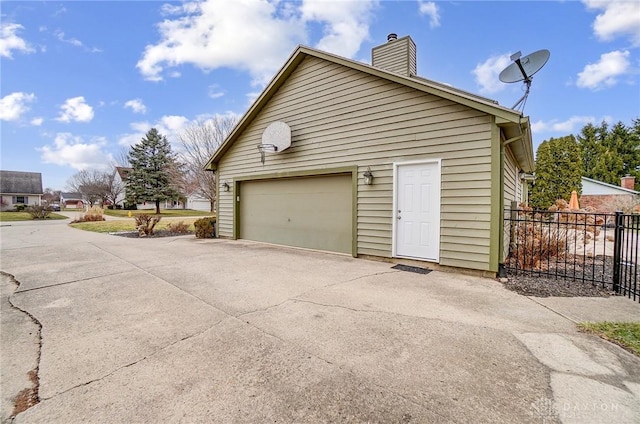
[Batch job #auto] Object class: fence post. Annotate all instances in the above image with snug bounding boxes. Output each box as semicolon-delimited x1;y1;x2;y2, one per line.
612;211;624;293
510;201;518;252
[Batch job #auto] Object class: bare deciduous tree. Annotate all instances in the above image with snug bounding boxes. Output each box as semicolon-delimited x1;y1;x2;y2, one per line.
66;169;125;207
178;115;237;212
42;188;61;204
66;169;107;206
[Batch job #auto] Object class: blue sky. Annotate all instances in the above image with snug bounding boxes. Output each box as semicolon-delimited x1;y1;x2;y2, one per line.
1;0;639;190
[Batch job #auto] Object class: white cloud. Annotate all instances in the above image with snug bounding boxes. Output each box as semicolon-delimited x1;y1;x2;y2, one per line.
39;133;113;170
53;29;102;53
137;0;377;86
161;115;190;132
57;96;95;123
31;117;44;126
0;92;36;121
583;0;640;46
531;116;598;134
418;1;440;28
124;98;147;114
472;53;511;94
137;0;304;85
0;22;35;58
300;0;377;58
53;29;81;47
208;84;225;99
118;115;191;147
577;50;630;90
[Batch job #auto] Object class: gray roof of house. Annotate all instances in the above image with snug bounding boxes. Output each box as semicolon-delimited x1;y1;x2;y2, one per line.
60;192;84;200
0;170;43;195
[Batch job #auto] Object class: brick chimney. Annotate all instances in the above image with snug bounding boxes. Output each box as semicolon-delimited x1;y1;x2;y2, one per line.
621;174;636;190
372;33;417;77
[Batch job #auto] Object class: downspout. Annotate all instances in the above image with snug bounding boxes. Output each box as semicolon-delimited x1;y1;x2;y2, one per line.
498;134;506;278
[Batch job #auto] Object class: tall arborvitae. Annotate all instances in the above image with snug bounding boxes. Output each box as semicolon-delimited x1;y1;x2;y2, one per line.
531;135;583;209
126;128;181;214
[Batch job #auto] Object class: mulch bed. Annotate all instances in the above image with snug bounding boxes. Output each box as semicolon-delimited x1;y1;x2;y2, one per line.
110;230;193;238
504;255;617;297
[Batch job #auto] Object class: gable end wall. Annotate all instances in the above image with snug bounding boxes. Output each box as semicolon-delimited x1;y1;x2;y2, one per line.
217;57;496;271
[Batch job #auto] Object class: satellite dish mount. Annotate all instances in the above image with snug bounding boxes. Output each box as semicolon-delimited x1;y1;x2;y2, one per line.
499;49;550;112
258;121;292;165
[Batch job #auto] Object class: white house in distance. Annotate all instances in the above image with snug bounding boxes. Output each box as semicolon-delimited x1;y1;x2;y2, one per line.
0;170;43;211
115;166;211;211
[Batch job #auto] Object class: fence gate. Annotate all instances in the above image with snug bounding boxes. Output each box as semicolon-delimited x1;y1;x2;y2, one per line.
613;212;639;301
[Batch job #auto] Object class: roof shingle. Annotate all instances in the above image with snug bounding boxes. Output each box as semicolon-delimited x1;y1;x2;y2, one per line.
0;170;43;195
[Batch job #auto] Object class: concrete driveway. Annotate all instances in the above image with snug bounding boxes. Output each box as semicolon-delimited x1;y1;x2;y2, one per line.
1;219;639;423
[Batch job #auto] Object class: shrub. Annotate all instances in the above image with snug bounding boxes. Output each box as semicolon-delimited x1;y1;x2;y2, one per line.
14;204;26;212
507;221;568;270
26;205;52;219
84;206;105;221
194;217;216;238
134;214;161;237
71;206;105;223
166;220;190;234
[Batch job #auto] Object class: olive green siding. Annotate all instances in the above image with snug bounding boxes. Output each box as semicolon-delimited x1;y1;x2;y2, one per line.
217;56;496;271
502;145;520;262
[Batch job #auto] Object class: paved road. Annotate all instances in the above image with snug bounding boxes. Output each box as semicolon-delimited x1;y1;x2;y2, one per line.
1;218;639;423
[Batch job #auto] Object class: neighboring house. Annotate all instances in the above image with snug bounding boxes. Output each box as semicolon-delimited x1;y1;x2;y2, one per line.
186;192;212;212
580;176;639;212
114;167;130;207
0;170;43;211
116;166;188;210
206;34;534;275
60;192;84;209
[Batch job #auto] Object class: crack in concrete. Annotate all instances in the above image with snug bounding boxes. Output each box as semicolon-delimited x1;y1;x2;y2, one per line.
2;272;43;420
237;270;402;318
40;317;227;401
299;270;401;297
87;242;228;315
14;270;132;294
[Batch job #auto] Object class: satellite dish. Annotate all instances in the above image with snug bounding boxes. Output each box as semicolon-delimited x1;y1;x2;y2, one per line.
258;121;291;164
499;49;550;111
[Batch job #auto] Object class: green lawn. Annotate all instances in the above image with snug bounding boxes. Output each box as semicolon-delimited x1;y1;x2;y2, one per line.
103;209;213;218
70;217;198;233
0;211;68;222
578;321;640;356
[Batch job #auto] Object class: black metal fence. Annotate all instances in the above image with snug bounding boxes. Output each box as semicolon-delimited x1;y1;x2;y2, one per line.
503;206;639;302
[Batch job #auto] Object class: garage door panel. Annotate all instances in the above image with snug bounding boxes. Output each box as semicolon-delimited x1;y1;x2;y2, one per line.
239;175;352;254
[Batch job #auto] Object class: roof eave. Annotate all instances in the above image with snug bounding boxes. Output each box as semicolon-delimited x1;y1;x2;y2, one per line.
500;116;535;173
206;45;532;169
206;46;308;170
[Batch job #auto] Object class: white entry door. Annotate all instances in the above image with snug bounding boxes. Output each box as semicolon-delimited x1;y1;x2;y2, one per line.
395;161;441;261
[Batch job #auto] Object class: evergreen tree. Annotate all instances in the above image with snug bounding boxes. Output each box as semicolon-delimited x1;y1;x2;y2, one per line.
126;128;181;214
576;122;602;178
578;119;640;190
531;135;583;209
